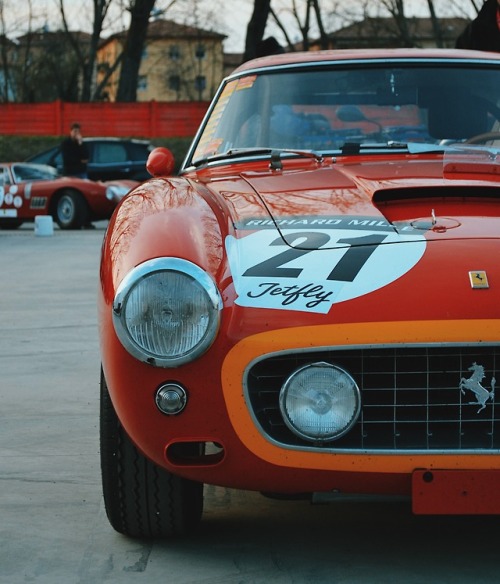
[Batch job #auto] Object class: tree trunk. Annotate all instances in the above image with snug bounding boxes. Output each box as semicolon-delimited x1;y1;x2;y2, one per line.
427;0;443;48
311;0;329;50
243;0;272;62
116;0;157;102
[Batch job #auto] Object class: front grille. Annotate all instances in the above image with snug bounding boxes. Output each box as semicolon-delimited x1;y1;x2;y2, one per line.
245;346;500;452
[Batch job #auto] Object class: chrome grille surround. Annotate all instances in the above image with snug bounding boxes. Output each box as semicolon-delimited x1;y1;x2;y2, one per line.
244;344;500;453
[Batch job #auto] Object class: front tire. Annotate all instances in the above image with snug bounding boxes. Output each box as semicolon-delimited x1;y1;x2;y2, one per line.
100;369;204;538
54;190;89;229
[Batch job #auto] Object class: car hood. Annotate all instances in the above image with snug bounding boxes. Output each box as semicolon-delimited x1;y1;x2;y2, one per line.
194;151;500;314
219;151;500;247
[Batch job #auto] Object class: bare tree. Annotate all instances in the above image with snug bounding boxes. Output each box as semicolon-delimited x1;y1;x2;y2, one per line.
243;0;272;61
466;0;482;13
0;0;36;101
0;0;484;103
311;0;329;49
58;0;114;101
379;0;412;46
427;0;443;48
269;6;295;50
285;0;329;50
116;0;158;102
0;1;12;101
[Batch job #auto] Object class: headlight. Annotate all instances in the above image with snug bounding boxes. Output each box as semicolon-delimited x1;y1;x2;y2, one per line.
106;184;131;202
112;258;222;367
279;362;361;442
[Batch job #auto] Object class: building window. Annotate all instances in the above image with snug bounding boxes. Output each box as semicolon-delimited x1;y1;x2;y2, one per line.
195;44;206;59
169;45;180;60
169;75;181;91
195;76;206;92
137;75;147;91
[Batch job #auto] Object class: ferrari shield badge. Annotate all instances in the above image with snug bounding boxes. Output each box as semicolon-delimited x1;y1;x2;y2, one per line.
469;271;489;289
459;362;496;413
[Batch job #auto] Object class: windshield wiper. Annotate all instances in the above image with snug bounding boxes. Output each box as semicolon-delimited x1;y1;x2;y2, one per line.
340;141;447;155
192;147;323;169
193;148;275;167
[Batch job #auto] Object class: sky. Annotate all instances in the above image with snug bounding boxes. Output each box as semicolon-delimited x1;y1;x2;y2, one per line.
8;0;477;53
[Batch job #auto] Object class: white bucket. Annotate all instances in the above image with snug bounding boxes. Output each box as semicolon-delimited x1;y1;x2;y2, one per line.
34;215;54;237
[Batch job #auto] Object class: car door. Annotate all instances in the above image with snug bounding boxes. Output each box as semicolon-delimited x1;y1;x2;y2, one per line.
91;141;130;180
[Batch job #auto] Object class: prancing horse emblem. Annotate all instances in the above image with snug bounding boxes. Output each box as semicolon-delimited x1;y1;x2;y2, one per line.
459;362;496;413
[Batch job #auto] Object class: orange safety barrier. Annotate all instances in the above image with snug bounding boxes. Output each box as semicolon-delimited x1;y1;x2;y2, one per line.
0;100;210;138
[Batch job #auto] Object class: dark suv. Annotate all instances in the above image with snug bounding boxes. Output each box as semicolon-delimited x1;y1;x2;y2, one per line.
27;137;154;181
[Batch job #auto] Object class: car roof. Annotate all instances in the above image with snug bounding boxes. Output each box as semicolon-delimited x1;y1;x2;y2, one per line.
81;137;151;145
232;48;500;76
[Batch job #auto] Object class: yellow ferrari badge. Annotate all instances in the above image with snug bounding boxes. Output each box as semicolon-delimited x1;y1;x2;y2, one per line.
469;271;489;289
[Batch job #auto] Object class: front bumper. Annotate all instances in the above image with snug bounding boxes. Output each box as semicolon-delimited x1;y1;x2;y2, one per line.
103;318;500;506
222;319;500;476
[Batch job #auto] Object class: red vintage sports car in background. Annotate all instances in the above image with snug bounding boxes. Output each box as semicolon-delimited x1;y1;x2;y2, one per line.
99;48;500;538
0;163;137;229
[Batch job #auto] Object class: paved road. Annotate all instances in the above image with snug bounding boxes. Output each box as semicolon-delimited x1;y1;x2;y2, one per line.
1;223;500;584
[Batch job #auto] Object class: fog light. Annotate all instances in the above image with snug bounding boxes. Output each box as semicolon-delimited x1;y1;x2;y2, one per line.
279;362;360;442
155;383;187;415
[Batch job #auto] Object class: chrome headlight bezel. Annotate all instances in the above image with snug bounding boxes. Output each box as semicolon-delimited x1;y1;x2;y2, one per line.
112;258;222;367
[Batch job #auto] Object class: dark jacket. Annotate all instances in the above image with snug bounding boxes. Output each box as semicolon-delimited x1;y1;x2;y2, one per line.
61;138;89;177
456;0;500;52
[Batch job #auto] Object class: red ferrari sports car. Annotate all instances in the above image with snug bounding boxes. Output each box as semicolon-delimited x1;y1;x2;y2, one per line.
99;48;500;538
0;162;137;229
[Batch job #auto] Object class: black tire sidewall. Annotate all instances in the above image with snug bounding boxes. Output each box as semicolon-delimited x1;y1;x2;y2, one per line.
100;368;203;538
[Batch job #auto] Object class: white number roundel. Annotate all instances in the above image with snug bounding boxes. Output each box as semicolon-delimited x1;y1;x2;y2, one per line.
226;225;426;314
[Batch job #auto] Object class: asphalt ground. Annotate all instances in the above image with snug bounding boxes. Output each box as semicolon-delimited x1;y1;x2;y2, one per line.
2;222;500;584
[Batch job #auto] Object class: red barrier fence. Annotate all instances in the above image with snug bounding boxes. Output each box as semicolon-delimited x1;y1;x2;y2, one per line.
0;100;210;138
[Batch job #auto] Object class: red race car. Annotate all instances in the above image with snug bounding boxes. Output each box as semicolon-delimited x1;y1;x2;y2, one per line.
0;162;137;229
99;48;500;538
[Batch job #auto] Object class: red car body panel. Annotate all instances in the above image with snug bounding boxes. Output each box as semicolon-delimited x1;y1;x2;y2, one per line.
99;153;500;491
99;49;500;515
0;162;137;224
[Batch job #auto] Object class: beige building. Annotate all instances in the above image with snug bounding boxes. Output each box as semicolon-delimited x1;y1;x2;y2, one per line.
96;19;226;102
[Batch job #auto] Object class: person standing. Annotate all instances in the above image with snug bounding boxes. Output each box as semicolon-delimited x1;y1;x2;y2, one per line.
456;0;500;52
61;123;89;178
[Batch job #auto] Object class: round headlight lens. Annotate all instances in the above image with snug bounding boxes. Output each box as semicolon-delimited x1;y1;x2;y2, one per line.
279;362;361;442
113;258;221;367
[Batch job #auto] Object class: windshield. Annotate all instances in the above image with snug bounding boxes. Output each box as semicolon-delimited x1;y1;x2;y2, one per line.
12;163;60;182
190;62;500;164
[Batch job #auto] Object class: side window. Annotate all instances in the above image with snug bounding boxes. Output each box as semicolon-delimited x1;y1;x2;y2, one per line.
93;143;128;164
127;143;150;161
33;147;63;169
0;166;8;186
